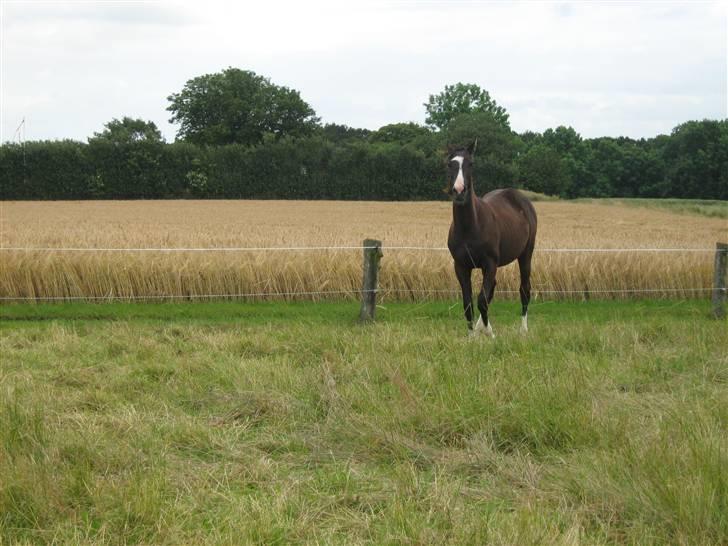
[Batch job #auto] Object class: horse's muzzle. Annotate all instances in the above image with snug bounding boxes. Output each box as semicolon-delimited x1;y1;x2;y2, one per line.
452;190;468;205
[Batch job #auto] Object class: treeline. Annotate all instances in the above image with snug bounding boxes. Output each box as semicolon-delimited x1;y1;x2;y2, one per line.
0;137;443;201
1;118;725;201
1;70;726;201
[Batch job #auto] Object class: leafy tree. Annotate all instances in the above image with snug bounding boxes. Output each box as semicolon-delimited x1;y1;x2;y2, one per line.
519;144;571;196
320;123;370;144
542;126;581;156
519;130;543;150
636;135;670;197
662;119;728;199
581;138;625;197
167;68;320;146
445;112;522;189
88;118;166;198
608;138;664;198
424;83;509;131
538;126;597;198
368;122;440;155
90;117;164;144
369;123;430;144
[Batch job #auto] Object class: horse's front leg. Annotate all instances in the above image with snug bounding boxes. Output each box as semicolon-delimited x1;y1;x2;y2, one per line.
475;263;497;338
454;262;473;332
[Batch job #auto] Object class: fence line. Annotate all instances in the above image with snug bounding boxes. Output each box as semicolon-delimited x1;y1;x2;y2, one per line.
0;287;717;302
1;244;722;303
0;246;719;253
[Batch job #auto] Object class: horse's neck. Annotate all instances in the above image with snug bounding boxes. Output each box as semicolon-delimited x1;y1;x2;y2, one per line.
452;192;480;235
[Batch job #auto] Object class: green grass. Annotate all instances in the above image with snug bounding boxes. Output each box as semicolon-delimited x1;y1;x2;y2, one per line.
1;300;726;545
578;197;728;218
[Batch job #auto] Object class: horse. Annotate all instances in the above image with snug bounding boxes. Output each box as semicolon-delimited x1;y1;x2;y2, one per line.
446;143;537;337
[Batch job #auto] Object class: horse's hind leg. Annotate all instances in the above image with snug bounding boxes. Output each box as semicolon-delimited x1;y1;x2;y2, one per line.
487;274;496;304
518;251;533;333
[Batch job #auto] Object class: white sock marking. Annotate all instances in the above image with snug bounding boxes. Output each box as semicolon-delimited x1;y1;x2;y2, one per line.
521;312;528;333
473;315;495;338
474;315;485;332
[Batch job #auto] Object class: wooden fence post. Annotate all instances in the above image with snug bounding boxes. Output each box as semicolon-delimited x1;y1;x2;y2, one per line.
359;239;383;323
712;242;727;319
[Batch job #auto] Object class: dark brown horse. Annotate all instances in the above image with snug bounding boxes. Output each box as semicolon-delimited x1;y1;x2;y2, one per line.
446;144;537;336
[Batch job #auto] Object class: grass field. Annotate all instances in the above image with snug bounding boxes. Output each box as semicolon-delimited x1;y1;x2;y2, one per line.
0;199;724;301
1;300;726;545
578;198;728;219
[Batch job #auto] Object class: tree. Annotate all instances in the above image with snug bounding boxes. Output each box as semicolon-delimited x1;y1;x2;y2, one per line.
581;138;624;197
88;117;166;198
367;122;439;154
518;144;571;196
542;126;581;156
167;68;320;146
368;122;431;144
662;120;728;199
320;123;370;144
519;130;543;150
538;126;594;198
90;117;164;144
424;83;509;131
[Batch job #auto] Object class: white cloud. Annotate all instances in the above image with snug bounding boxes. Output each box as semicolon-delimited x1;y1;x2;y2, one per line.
1;0;725;142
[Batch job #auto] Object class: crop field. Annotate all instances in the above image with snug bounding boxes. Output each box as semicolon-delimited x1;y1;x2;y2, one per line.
574;198;728;219
1;300;727;545
0;199;724;301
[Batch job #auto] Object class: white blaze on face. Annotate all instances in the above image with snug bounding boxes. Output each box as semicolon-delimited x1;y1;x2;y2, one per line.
452;155;465;194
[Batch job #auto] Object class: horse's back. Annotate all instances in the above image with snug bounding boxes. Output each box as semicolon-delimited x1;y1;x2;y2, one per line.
481;188;537;229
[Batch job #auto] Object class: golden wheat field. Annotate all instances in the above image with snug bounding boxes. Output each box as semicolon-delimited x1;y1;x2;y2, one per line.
0;199;725;301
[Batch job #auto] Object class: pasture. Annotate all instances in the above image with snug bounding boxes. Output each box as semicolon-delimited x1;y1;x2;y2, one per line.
1;300;727;545
1;198;726;544
0;199;724;301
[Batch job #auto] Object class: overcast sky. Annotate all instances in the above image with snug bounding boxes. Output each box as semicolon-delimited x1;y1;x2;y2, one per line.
1;0;726;143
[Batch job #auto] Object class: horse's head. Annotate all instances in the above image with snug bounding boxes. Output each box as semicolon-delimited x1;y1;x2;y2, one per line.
446;142;476;205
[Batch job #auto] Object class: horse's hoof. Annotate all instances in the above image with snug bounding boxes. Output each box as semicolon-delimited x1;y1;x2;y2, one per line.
469;328;495;339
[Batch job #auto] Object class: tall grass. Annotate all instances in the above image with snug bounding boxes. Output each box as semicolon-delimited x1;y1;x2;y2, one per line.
1;200;723;301
1;300;726;544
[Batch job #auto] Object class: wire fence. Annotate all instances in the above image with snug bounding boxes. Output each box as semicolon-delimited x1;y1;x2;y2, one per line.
0;244;722;303
0;287;719;302
0;246;718;252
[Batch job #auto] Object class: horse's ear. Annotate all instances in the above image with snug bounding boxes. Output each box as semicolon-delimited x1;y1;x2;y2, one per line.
467;138;478;157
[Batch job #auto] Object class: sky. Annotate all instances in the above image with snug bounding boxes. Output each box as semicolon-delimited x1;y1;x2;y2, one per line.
1;0;726;143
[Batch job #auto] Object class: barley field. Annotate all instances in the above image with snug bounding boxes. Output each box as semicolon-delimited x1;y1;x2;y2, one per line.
0;199;724;301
